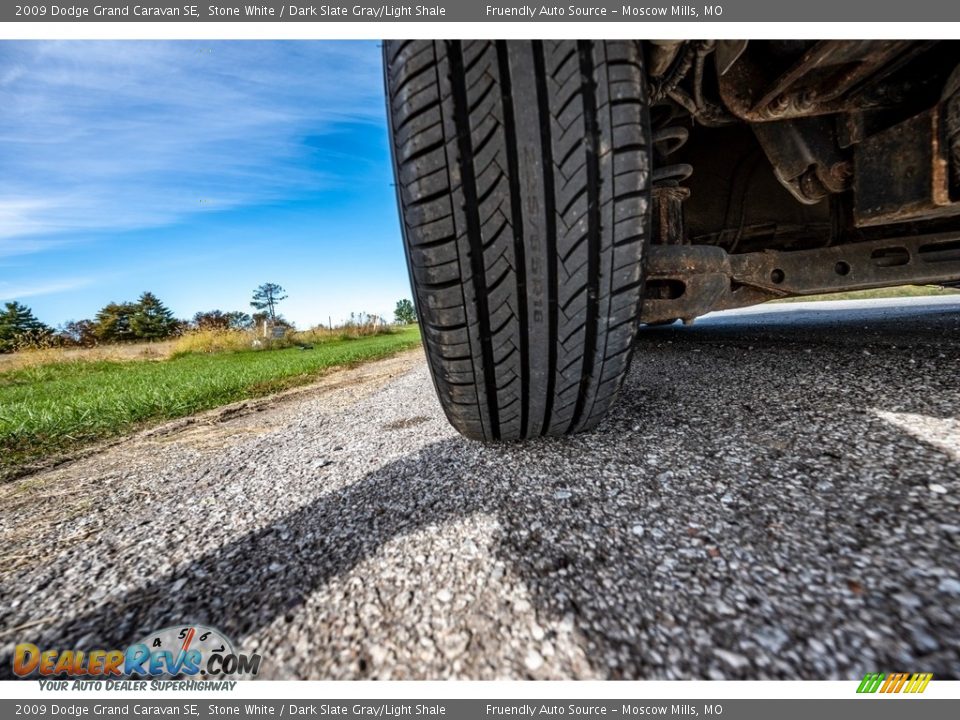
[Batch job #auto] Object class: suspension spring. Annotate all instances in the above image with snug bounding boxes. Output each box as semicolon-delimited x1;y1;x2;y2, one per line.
651;113;693;245
652;125;693;186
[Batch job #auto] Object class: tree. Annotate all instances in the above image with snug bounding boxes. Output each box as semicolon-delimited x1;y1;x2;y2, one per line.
59;319;97;347
394;298;417;325
250;283;287;323
193;310;253;331
225;311;253;330
0;301;48;335
0;301;51;352
92;302;138;343
130;292;179;340
252;311;292;329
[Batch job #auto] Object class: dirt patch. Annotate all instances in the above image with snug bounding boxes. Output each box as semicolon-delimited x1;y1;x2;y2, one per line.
383;416;431;431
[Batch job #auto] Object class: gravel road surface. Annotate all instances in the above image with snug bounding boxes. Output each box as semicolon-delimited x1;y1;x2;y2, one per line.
2;297;959;680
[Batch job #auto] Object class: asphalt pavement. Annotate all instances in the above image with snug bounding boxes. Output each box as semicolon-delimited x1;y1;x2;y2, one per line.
1;297;958;680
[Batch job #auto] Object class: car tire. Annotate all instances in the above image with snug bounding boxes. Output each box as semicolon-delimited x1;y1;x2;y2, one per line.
384;40;652;440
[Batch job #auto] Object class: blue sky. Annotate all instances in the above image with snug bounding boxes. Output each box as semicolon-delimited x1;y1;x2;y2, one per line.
0;40;411;328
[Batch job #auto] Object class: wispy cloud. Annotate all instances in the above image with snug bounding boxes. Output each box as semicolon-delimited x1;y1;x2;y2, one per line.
0;41;385;256
0;276;95;300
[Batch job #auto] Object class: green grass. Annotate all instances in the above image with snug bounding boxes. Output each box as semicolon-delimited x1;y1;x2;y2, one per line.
771;285;960;303
0;327;421;479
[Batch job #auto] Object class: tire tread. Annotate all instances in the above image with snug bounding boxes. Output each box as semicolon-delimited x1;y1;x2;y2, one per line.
385;40;650;440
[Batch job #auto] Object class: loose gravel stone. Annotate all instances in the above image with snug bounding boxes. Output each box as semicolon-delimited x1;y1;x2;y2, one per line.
938;578;960;596
524;650;545;672
714;649;751;672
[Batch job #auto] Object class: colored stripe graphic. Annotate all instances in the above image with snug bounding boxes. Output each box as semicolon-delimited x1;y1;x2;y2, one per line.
893;673;909;693
857;672;932;694
906;673;933;693
857;673;885;693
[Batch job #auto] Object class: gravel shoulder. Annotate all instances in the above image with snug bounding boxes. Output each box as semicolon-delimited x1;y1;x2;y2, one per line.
1;300;958;680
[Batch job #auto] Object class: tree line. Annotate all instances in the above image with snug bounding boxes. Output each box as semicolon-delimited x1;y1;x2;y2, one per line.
1;284;418;353
1;292;222;351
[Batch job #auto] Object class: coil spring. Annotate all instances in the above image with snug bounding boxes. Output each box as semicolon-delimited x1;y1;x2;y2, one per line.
651;124;693;186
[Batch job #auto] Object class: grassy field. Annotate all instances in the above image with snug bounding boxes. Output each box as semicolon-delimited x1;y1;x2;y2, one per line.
0;326;421;480
771;285;960;303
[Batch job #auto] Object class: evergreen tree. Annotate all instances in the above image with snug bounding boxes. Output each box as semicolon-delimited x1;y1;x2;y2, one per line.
0;302;51;352
130;292;178;340
92;302;138;343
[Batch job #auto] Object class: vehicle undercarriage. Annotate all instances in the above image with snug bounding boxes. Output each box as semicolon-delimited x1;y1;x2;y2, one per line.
642;40;960;324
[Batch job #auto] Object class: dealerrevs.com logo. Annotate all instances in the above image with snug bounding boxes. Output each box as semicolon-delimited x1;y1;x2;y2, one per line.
13;625;261;678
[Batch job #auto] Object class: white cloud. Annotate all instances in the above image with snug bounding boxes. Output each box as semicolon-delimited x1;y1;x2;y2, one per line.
0;277;95;300
0;41;385;255
0;197;63;239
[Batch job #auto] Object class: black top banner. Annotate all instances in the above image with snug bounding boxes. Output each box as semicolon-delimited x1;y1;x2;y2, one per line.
4;1;960;22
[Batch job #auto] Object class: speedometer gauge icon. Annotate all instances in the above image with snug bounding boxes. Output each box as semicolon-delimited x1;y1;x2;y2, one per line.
134;625;236;678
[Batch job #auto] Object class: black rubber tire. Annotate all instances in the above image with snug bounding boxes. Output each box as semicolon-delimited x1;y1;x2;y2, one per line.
385;40;652;441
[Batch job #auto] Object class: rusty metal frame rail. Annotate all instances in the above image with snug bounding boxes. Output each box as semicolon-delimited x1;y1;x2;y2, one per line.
641;232;960;324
